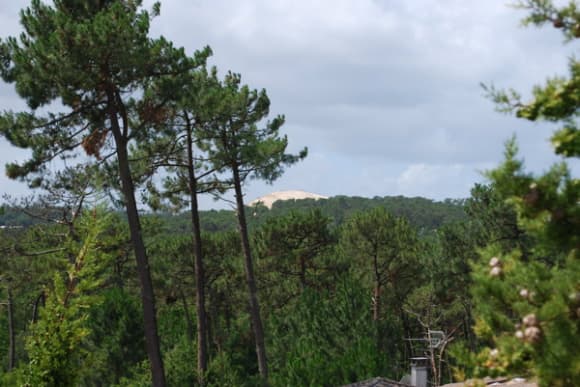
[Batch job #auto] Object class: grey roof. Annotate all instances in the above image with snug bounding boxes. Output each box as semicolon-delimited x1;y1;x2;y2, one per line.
342;377;413;387
442;377;537;387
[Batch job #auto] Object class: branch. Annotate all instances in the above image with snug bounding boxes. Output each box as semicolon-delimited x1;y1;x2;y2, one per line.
14;247;67;257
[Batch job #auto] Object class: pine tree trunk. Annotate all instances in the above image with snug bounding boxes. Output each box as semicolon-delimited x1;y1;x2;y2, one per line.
232;163;269;382
207;288;216;351
7;287;15;371
31;291;44;324
186;118;208;383
401;310;413;359
373;252;381;321
463;300;476;351
180;291;195;344
299;256;307;291
373;284;381;321
108;91;166;387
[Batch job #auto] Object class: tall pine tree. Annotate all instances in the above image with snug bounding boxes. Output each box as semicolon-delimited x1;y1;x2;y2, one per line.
204;71;307;382
0;2;208;385
132;65;226;384
463;1;580;385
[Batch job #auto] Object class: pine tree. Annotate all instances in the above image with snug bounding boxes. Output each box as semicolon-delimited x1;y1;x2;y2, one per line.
464;1;580;385
132;65;224;385
203;71;307;382
466;141;579;385
23;210;112;387
0;2;208;385
340;207;419;323
484;1;580;158
256;209;334;293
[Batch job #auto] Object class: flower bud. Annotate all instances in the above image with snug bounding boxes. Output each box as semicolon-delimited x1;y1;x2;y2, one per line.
523;313;538;327
524;326;542;343
490;266;502;277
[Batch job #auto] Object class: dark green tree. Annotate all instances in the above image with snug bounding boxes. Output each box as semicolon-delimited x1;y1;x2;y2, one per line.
0;207;77;381
466;183;529;253
269;280;389;386
464;1;580;384
340;207;420;323
0;229;19;374
485;1;580;158
20;211;112;387
256;209;334;293
133;65;225;384
203;71;307;381
466;141;579;385
0;2;208;385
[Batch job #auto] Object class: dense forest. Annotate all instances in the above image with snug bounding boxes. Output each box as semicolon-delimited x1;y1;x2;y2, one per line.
0;1;578;386
0;186;527;386
1;194;467;232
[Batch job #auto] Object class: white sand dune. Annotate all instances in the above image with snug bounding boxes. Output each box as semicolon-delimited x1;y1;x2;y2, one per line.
249;190;328;209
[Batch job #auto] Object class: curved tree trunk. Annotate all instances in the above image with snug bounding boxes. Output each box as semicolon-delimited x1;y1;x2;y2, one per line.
31;291;45;324
232;163;269;382
108;90;166;387
185;117;208;384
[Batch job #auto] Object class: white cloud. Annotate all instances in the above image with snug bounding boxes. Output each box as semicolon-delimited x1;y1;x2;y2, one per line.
395;163;469;198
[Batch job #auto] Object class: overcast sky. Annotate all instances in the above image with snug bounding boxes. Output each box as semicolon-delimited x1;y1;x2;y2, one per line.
0;1;577;209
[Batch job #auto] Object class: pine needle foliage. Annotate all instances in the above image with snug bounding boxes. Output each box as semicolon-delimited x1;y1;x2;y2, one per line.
22;210;112;387
462;2;580;384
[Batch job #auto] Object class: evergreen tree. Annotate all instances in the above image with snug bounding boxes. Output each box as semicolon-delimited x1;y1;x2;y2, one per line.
0;2;209;385
256;209;334;293
269;279;388;386
466;141;579;385
340;207;419;323
485;1;580;158
133;65;225;384
463;1;580;384
203;71;307;381
21;211;112;387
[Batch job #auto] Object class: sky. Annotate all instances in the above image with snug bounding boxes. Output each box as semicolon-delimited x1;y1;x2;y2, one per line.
0;1;577;209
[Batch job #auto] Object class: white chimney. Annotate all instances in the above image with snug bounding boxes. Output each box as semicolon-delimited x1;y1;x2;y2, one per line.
410;357;428;387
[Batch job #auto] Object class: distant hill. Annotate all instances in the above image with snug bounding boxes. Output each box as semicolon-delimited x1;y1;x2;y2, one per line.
249;190;328;209
152;194;466;234
1;194;467;234
251;194;466;231
0;205;61;227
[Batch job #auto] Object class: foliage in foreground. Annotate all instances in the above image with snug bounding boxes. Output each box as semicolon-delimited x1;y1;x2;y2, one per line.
5;212;112;386
457;1;580;385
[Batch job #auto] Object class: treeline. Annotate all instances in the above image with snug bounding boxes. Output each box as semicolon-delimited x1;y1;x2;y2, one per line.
252;195;466;231
0;183;504;386
143;194;466;236
1;195;466;233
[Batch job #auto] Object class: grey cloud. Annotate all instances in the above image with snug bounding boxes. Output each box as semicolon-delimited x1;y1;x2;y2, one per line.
0;0;575;205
